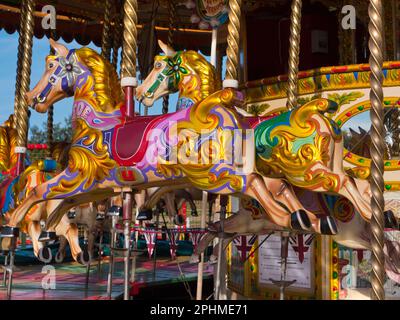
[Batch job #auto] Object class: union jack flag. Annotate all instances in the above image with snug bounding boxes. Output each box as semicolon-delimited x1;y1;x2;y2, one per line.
143;231;157;258
289;234;315;263
233;235;257;262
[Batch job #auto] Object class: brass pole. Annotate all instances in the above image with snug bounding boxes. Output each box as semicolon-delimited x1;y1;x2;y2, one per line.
121;0;138;117
112;8;123;69
162;0;176;114
224;0;242;88
101;0;113;61
47;29;56;158
368;0;386;301
120;0;138;301
15;0;35;175
286;0;302;111
13;0;27;126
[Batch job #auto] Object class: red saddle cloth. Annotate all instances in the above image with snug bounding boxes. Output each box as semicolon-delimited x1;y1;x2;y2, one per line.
112;114;169;166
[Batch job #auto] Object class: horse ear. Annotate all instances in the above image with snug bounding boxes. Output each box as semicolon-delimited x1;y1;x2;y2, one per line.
158;39;176;57
49;38;69;57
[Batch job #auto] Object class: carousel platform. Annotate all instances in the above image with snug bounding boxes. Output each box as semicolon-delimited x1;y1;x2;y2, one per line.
0;256;214;300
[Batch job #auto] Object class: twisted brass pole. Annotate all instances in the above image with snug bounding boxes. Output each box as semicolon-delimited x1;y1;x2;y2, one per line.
286;0;302;111
47;105;53;157
368;0;385;301
13;0;27;126
112;8;123;69
162;0;176;114
15;0;35;174
121;0;138;81
101;0;113;61
224;0;242;87
47;30;56;158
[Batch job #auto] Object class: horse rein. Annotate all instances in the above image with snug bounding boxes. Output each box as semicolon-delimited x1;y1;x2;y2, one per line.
30;49;82;111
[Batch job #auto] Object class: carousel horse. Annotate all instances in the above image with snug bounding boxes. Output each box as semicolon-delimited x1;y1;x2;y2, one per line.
192;192;400;284
137;186;216;225
0;141;91;264
3;39;395;241
56;200;111;263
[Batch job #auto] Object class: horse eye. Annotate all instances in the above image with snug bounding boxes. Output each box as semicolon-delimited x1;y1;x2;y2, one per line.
48;63;54;69
154;62;162;69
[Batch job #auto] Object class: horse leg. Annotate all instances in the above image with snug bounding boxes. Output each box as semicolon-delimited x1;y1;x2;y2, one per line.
55;236;68;263
140;184;191;213
244;174;311;231
55;215;87;265
190;232;217;263
262;177;337;235
27;221;44;260
164;192;178;221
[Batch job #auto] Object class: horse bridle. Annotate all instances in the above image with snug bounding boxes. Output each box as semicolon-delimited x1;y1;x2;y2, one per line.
143;52;188;99
31;49;83;111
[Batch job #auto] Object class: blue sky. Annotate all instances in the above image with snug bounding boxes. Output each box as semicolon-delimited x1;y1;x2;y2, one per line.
0;30;178;137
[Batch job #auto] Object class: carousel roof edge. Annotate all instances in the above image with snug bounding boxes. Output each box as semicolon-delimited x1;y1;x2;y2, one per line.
243;61;400;90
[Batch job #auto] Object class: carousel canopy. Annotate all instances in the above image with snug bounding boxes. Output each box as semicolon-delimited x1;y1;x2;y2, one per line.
0;0;371;51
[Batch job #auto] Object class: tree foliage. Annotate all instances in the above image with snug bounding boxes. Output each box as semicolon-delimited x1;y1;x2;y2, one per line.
29;116;72;144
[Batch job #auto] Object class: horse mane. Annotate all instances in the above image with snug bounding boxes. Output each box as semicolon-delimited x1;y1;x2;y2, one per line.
181;50;221;100
0;115;17;171
75;48;123;112
51;141;71;168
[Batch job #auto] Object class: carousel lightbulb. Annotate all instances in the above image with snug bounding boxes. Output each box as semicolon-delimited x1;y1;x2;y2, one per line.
185;0;196;9
190;14;201;24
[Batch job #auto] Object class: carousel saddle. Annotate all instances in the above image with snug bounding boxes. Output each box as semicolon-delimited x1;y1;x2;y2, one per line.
112;114;168;166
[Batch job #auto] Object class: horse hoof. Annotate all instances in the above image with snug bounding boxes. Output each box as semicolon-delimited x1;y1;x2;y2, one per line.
38;247;53;264
189;254;200;264
319;216;338;235
77;249;91;265
67;210;76;219
107;206;122;217
38;231;57;242
384;210;398;229
290;210;311;231
136;209;153;221
55;251;64;264
0;226;19;238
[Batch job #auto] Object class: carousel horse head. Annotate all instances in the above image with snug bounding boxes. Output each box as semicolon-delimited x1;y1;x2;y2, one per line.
26;39;122;114
136;40;221;109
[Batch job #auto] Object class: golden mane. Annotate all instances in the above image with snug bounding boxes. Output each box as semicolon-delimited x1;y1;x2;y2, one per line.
0;115;18;171
75;48;123;112
181;50;221;100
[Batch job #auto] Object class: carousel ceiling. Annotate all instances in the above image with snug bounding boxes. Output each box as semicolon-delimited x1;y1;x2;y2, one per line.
0;0;374;50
